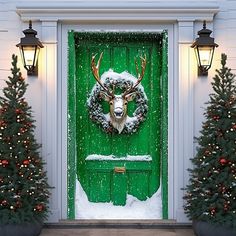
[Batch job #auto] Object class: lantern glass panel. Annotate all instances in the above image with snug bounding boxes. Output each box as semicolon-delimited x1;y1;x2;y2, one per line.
20;46;39;71
197;46;214;68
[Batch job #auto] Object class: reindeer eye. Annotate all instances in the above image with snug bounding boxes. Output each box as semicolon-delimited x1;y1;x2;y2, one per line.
124;101;128;105
109;101;113;105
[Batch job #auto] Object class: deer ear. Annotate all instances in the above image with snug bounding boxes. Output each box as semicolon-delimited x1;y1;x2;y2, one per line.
125;92;136;101
100;91;112;102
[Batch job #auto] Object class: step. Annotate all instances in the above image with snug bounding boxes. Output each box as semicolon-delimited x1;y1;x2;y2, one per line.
44;220;192;229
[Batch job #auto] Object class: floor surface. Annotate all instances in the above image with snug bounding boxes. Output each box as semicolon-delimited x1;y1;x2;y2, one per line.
40;228;195;236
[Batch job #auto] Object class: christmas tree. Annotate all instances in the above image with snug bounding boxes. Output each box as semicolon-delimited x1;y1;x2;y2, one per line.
0;54;50;224
184;53;236;229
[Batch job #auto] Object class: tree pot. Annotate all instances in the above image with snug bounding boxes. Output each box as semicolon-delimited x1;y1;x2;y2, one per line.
0;220;42;236
193;220;236;236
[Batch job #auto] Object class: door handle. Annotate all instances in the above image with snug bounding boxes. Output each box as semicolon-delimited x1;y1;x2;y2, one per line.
114;167;126;173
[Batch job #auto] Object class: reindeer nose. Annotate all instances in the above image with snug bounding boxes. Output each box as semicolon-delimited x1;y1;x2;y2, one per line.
115;111;123;117
114;107;123;117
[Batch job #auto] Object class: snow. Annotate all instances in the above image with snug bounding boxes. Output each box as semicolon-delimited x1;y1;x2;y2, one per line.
126;116;138;123
86;154;152;161
75;180;162;219
104;113;110;122
100;69;148;101
101;69;138;84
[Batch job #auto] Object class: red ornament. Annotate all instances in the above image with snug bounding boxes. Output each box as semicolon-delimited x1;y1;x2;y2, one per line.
213;115;220;121
204;150;211;156
16;200;22;208
26;122;32;127
0;106;7;114
19;75;25;81
23;160;30;165
224;203;229;211
0;159;9;166
210;208;216;215
219;157;227;165
1;200;7;206
219;186;226;193
15;109;22;114
20;127;26;133
4;137;11;142
35;204;44;212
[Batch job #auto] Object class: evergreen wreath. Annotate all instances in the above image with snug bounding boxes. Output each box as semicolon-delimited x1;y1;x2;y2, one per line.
87;70;148;134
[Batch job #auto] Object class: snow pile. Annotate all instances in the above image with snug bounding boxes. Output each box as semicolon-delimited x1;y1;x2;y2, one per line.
86;154;152;161
75;180;162;219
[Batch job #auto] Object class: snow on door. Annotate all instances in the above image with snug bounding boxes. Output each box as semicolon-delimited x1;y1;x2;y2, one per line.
68;31;168;219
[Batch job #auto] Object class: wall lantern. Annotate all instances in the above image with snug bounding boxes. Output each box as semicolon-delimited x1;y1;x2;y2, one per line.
191;21;218;76
16;20;43;76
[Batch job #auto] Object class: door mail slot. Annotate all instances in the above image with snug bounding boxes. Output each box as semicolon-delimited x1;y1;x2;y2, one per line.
114;167;126;173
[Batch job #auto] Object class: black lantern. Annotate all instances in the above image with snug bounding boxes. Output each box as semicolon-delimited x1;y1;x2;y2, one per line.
16;21;43;76
191;21;218;76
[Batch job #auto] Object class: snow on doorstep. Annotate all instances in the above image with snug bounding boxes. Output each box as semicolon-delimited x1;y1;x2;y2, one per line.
75;180;162;219
86;154;152;161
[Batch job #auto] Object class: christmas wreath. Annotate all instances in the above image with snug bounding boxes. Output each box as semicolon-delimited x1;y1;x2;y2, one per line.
87;70;148;134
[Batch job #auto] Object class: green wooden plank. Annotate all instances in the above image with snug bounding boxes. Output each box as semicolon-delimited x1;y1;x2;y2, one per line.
88;47;112;155
161;31;168;219
111;46;129;157
85;160;152;171
127;47;151;156
76;46;90;191
112;171;127;205
135;47;151;154
149;42;161;196
128;171;150;200
88;171;112;202
67;30;76;219
87;47;105;156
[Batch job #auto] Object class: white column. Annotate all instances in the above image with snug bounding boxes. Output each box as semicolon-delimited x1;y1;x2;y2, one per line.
175;20;196;222
40;20;60;222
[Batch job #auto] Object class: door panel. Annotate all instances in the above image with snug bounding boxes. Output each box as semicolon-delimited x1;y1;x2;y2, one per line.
88;171;111;202
74;32;162;205
128;171;150;200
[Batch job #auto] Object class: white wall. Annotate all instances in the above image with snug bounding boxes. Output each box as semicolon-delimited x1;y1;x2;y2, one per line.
0;1;42;142
0;0;235;223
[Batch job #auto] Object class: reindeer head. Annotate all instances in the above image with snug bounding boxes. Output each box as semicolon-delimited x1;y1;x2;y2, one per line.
91;52;146;133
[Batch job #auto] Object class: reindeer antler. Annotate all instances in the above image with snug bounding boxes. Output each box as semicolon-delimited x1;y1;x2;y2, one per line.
123;55;147;97
91;52;114;98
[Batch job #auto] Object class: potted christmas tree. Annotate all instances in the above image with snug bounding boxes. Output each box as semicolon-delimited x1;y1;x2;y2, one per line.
0;55;50;236
184;53;236;236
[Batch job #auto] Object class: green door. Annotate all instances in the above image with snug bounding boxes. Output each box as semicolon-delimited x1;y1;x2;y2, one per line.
68;31;168;218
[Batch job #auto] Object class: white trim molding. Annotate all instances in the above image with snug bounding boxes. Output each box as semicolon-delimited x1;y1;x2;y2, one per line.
16;1;219;22
16;0;219;223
